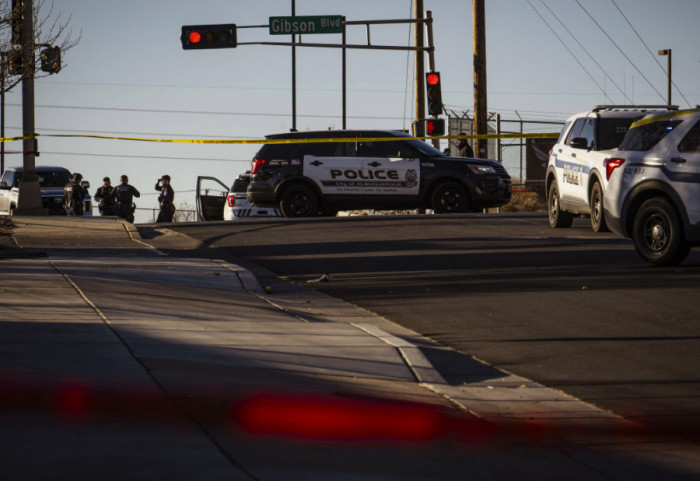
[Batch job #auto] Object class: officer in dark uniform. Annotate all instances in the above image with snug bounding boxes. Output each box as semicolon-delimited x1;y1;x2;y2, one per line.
63;173;86;216
113;174;140;223
94;177;116;216
155;174;175;223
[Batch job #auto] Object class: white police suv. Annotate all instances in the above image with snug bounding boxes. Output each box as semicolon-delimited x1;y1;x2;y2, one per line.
603;108;700;266
546;105;677;232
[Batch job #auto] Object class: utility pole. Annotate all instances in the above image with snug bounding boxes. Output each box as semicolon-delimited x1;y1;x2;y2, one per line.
473;0;487;158
17;0;45;215
414;0;425;137
291;0;297;131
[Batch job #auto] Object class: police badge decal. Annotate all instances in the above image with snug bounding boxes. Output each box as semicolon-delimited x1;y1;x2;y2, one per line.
405;169;418;188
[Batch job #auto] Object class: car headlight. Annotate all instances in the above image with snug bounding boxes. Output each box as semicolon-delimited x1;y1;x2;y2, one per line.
468;165;497;175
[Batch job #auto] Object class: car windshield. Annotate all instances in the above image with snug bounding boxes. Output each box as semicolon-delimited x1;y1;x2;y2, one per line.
37;171;72;188
618;120;682;152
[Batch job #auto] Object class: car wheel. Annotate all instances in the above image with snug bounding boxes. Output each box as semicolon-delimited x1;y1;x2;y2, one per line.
589;182;609;232
431;181;469;213
632;197;691;266
547;181;573;228
280;185;319;218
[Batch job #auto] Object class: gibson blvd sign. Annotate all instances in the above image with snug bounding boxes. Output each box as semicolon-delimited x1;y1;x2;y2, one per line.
269;15;343;35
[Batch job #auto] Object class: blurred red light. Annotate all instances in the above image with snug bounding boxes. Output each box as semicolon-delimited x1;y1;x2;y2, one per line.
427;73;440;85
189;31;202;44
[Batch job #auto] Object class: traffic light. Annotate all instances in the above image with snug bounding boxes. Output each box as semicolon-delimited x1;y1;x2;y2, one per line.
426;118;445;136
425;71;443;116
181;24;237;50
40;46;61;74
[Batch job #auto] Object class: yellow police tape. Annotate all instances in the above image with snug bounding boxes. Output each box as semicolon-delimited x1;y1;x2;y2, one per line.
628;108;700;130
0;132;559;144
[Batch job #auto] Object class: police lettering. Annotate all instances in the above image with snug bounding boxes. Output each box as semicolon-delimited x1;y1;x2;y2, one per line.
330;169;399;180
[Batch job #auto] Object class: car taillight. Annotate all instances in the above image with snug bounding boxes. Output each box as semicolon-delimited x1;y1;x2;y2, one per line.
251;158;268;175
604;158;625;180
226;194;235;208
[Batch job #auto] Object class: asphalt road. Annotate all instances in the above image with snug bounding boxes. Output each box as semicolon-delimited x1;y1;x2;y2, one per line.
168;213;700;438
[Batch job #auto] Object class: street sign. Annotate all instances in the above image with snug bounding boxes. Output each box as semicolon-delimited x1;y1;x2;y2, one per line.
269;15;343;35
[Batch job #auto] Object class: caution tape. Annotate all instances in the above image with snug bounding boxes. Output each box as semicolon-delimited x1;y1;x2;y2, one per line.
629;108;700;130
0;132;559;144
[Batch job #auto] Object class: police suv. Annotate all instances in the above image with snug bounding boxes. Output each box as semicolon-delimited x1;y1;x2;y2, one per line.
603;108;700;266
246;130;511;217
546;105;677;232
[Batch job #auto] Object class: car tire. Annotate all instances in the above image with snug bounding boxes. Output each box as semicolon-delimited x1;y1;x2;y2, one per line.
589;182;609;232
548;181;573;228
280;184;319;218
632;197;691;267
431;181;470;213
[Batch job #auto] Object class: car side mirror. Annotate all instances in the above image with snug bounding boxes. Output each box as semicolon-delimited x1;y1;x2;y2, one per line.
569;137;588;150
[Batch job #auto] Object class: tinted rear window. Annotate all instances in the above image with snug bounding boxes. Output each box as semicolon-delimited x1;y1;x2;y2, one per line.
618;120;682;152
38;171;71;188
597;117;642;150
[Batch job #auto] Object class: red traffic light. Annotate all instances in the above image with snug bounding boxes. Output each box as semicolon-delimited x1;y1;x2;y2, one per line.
426;73;440;86
189;31;202;44
181;24;237;50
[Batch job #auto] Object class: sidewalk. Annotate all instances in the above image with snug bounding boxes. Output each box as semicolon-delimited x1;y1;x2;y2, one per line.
1;216;698;480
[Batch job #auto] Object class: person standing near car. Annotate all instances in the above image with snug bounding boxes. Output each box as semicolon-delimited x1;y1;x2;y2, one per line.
113;174;140;223
94;177;116;216
63;173;86;216
155;174;175;223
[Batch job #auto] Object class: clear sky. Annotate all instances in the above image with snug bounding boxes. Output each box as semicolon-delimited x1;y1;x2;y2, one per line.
3;0;699;222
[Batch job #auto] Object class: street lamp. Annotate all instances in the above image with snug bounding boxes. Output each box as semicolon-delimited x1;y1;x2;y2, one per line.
658;49;672;105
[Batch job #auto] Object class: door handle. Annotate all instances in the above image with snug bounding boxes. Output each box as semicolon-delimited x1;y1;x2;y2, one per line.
670;157;687;164
309;160;323;166
367;161;382;167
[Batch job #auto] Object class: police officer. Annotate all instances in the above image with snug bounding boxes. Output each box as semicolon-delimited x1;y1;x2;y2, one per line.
155;174;175;223
113;174;140;223
94;177;116;216
64;173;86;216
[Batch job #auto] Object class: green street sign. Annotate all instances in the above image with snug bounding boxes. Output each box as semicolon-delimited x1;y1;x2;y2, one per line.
269;15;343;35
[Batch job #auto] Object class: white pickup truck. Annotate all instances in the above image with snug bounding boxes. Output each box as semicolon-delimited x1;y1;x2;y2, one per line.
0;166;92;215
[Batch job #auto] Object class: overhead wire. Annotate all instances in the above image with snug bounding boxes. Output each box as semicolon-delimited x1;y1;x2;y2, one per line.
610;0;692;108
574;0;666;103
540;0;632;104
525;0;613;103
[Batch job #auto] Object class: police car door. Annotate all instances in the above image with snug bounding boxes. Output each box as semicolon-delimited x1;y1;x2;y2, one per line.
674;118;700;224
556;117;593;211
357;140;420;196
302;141;362;196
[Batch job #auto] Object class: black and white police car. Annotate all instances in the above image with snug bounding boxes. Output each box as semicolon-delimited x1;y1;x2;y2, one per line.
223;174;281;221
546;105;677;232
246;130;511;217
603;108;700;266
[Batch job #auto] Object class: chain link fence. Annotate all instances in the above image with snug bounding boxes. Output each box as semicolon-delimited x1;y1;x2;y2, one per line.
445;108;567;186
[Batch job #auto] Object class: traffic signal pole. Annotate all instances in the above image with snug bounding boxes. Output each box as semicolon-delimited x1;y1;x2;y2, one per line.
16;0;45;215
473;0;488;158
413;0;425;138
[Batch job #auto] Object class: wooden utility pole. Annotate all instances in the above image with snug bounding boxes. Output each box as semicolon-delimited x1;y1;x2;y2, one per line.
17;0;45;215
473;0;487;158
414;0;425;137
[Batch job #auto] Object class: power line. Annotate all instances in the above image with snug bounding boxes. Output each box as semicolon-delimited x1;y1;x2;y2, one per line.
574;0;666;103
540;0;632;103
526;0;612;103
610;0;692;108
5;103;406;121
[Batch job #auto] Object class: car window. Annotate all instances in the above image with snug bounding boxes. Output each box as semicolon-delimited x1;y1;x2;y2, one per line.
597;117;641;150
556;120;572;144
37;171;71;188
578;119;594;148
1;170;15;187
565;119;586;145
678;120;700;154
356;141;409;158
619;120;682;152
